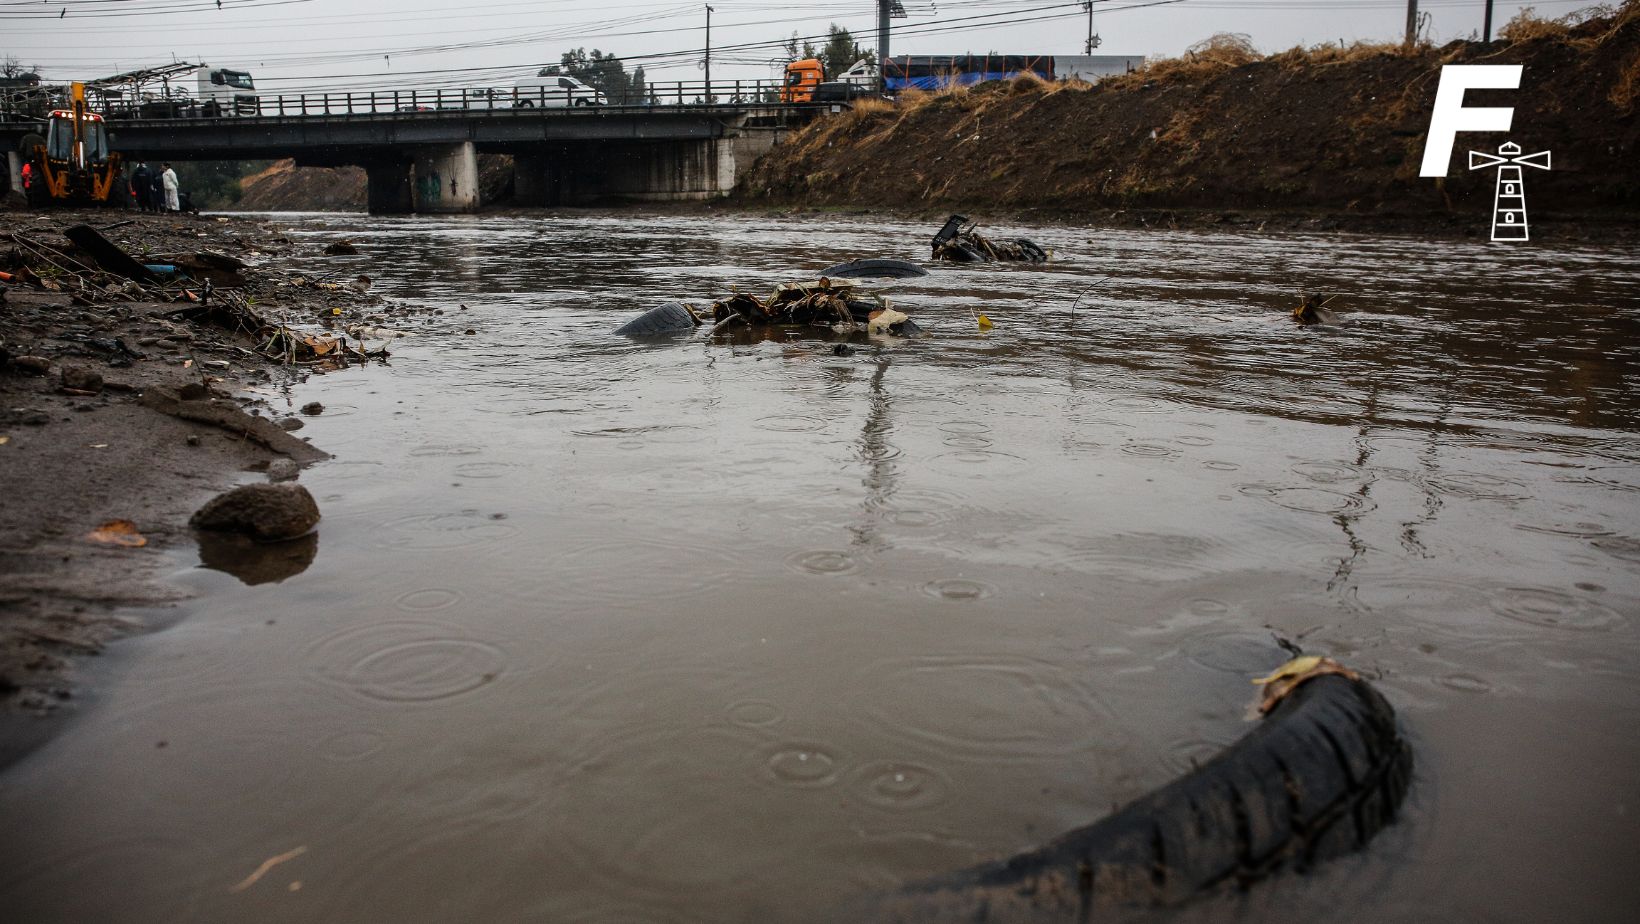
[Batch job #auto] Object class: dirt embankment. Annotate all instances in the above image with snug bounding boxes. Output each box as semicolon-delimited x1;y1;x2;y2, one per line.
239;160;368;211
0;211;429;767
236;155;516;212
738;5;1640;233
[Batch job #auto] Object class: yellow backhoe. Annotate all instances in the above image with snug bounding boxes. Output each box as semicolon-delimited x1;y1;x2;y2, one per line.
21;82;123;206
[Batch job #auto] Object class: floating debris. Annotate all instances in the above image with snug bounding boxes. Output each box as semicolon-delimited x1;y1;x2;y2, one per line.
709;278;926;338
931;214;1048;263
1293;291;1341;325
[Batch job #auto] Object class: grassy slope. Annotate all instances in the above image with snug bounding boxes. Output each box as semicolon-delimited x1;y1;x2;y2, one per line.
737;5;1639;220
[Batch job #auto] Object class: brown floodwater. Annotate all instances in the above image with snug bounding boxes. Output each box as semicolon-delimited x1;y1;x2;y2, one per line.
2;214;1638;923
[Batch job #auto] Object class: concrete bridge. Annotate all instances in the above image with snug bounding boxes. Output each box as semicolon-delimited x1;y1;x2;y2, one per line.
2;85;821;213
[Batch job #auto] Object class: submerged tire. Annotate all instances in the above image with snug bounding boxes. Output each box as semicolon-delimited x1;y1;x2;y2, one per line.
1014;238;1048;263
820;258;930;280
867;674;1412;921
613;301;700;336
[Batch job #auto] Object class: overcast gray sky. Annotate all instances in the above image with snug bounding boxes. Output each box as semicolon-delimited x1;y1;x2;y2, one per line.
0;0;1596;93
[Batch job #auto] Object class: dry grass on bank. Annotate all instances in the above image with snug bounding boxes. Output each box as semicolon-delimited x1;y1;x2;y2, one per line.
1502;2;1640;108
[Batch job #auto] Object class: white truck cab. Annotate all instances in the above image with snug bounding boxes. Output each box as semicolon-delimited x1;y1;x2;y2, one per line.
512;74;606;108
836;59;879;88
197;67;258;115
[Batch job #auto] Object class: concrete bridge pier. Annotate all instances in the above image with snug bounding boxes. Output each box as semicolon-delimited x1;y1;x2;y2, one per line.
411;141;480;213
364;160;413;214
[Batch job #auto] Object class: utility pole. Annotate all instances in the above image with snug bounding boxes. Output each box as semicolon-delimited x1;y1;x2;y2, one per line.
704;4;713;102
1483;0;1495;43
1404;0;1419;47
878;1;906;94
1084;1;1097;55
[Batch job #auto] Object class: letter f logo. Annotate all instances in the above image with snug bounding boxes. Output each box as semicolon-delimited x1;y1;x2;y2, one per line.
1420;65;1522;177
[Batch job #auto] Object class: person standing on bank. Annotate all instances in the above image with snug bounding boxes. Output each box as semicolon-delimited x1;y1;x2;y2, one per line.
131;162;152;212
161;163;180;212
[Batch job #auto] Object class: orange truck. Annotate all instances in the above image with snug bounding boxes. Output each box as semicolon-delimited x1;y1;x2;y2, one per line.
780;58;825;103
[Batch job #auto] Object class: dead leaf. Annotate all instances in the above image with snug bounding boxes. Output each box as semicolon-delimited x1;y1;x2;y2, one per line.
1251;656;1360;715
87;519;147;547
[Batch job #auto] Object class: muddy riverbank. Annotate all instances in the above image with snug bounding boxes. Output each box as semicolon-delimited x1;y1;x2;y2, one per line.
738;5;1639;229
0;210;423;766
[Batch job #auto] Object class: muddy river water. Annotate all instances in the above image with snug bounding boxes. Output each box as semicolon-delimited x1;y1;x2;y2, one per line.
3;214;1638;922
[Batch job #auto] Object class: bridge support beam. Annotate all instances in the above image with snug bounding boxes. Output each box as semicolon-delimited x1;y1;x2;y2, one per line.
365;160;413;215
412;141;480;213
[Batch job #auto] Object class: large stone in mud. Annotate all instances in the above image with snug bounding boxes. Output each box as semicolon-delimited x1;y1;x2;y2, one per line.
190;483;320;542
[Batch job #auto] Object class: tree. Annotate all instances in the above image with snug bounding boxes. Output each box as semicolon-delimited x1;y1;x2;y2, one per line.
783;24;874;78
179;159;275;209
818;24;874;78
2;56;42;80
783;33;819;63
557;48;646;104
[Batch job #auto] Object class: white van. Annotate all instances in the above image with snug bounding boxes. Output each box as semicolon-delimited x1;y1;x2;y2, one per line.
512;75;606;108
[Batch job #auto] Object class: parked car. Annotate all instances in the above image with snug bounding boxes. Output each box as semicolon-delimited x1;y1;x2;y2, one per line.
512;75;606;108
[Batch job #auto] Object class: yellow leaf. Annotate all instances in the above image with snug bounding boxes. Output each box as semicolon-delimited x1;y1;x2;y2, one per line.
1252;655;1324;685
1251;656;1361;715
87;519;147;547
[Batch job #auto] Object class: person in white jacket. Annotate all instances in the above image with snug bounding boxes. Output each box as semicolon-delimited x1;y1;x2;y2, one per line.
161;164;180;212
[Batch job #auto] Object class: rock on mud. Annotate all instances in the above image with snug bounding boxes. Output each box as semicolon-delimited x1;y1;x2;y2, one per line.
190;483;320;542
60;365;104;393
11;355;51;376
266;459;301;483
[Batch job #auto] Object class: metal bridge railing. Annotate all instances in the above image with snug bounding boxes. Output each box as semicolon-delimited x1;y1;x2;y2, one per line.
9;80;798;121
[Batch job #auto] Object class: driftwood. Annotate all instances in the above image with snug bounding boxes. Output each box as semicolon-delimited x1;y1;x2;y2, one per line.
139;386;330;464
64;224;159;283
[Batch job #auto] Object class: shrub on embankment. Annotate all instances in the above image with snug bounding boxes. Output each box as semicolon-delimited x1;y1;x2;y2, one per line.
736;3;1640;220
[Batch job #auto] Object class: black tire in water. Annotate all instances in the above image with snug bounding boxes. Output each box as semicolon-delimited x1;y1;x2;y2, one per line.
819;258;930;280
613;301;701;336
862;673;1413;922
